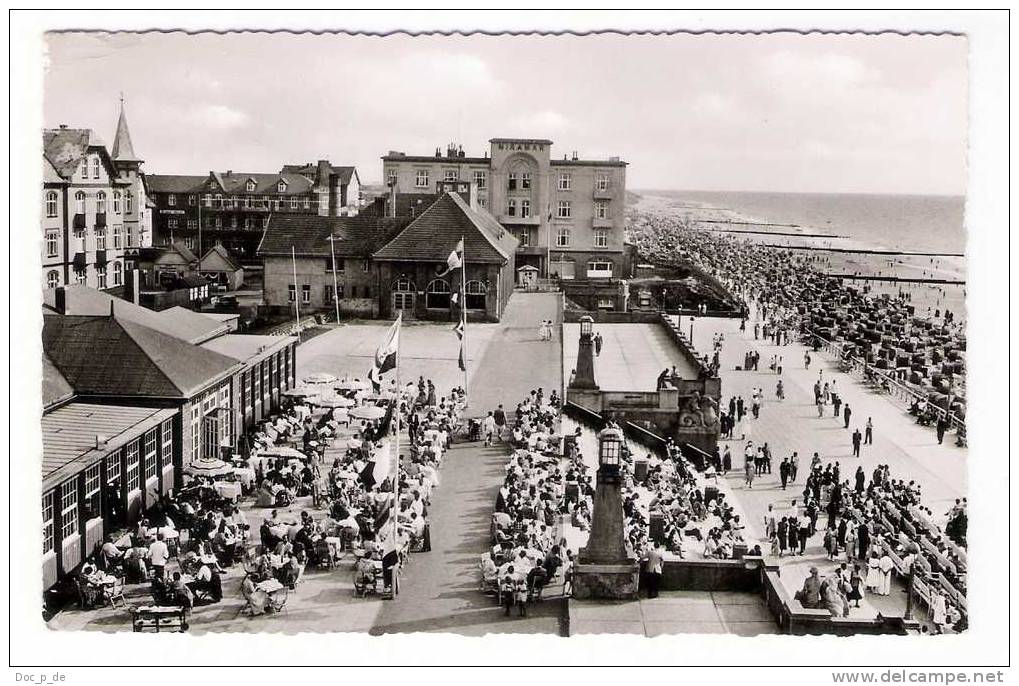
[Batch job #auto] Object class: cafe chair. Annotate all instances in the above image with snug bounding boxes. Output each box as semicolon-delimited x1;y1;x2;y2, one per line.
104;576;127;609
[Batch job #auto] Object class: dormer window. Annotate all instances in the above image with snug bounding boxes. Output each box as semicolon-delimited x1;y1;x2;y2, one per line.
277;180;287;193
246;180;256;192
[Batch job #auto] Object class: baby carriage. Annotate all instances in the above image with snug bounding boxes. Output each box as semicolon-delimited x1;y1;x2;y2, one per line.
466;418;482;442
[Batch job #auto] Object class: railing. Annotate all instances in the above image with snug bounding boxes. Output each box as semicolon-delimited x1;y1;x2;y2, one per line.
804;329;966;434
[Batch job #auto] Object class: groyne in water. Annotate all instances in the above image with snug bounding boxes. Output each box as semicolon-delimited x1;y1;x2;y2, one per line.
703;227;844;239
827;273;966;286
763;244;964;258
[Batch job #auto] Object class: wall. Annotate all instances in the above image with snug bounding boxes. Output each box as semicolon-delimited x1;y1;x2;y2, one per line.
376;261;508;322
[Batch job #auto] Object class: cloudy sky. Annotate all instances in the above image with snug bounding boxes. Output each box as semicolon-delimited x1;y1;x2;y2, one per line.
43;31;967;195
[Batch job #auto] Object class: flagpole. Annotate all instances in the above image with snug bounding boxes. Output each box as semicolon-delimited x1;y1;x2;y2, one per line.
390;312;402;596
328;234;341;325
460;235;469;408
292;246;301;341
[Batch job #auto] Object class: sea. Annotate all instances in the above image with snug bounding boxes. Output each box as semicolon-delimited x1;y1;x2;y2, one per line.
637;190;967;256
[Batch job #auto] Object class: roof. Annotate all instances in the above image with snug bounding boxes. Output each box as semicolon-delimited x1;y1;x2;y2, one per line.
373;192;518;264
281;162;359;186
111;103;141;162
170;240;199;264
550;158;627;168
41;403;176;486
200;334;296;364
490;138;554;145
42;128;113;180
43;156;65;184
381;154;490;165
42;286;229;344
360;192;440;220
43;315;239;399
200;243;243;272
258;212;412;259
42;350;75;408
145;174;206;194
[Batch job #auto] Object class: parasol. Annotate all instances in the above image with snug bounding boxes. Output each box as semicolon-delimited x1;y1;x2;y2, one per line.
349;405;387;420
311;395;355;408
303;372;338;384
335;379;371;391
258;446;310;460
283;387;315;398
185;457;233;477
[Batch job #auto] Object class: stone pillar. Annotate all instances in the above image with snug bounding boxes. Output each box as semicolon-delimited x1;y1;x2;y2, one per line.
570;315;599;390
573;463;640;599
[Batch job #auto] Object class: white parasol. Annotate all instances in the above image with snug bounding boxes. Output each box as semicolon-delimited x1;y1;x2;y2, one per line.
349;405;387;420
335;379;371;391
258;446;310;460
185;457;233;477
312;395;355;408
303;372;339;384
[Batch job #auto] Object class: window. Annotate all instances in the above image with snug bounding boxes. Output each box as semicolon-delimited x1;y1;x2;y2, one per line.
246;180;256;192
161;420;173;470
595;201;608;219
107;450;121;486
184;236;194;249
290;196;298;210
303;196;310;210
83;463;102;520
288;284;296;302
444;170;458;182
521;173;531;190
214;193;223;208
113;225;122;249
230;216;238;229
126;228;135;247
301;284;311;304
557;200;571;218
245;196;252;209
507;172;517;191
556;227;570;247
45;231;58;257
167;218;178;231
74;191;86;214
125;191;133;213
214;217;222;229
79;159;88;179
167;194;177;207
230;196;239;209
46;270;59;289
325;285;334;303
203;193;212;208
506;199;516;217
113;191;121;213
74;268;87;285
91;156;100;179
519;229;530;247
387;171;398;188
394;277;415;292
45;191;58;217
126;441;140;490
188;194;197;206
520;199;531;218
415;170;429;188
474;171;486;189
96;191;106;214
558;173;571;191
594;229;608;248
426;279;451;309
478;197;486;208
272;199;280;211
144;429;158;480
42;492;54;554
588;260;613;277
596;174;610;192
113;261;123;286
96;266;107;288
277;181;286;193
261;195;269;208
60;480;79;541
465;280;487;310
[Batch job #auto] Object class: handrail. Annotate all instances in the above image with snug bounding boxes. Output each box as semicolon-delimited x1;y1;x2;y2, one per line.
804;328;965;433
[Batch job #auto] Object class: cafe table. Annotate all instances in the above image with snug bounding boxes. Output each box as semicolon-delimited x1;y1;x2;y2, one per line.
214;481;243;501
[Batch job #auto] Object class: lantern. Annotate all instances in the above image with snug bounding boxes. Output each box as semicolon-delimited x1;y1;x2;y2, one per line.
579;315;594;338
597;426;623;470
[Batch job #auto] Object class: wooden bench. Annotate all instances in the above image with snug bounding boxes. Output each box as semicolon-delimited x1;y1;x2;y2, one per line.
131;605;188;633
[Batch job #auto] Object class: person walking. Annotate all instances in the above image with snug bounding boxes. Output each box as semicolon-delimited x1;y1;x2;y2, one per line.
851;428;862;457
797;512;812;555
493;404;507;442
776;379;785;401
593;331;603;357
790;452;799;482
843;403;852;429
805;351;811;369
744;452;755;489
482;411;497;447
645;542;664;599
833;394;842;418
865;417;874;445
779;458;790;490
817;397;825;418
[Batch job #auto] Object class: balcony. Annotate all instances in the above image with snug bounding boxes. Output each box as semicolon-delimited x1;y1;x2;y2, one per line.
593;187;613;200
498;213;540;226
593;216;614;229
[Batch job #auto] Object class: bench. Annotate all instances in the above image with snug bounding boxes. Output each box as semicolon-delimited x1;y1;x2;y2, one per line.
131;605;188;633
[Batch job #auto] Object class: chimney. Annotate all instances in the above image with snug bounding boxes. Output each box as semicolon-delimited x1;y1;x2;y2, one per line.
388;182;398;219
54;286;67;314
58;124;68;129
572;151;578;161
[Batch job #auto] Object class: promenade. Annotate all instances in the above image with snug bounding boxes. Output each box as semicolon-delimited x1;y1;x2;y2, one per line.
685;307;966;617
562;322;698;391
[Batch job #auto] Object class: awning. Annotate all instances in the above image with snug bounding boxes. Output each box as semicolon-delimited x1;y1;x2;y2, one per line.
72;213;86;230
72;252;87;269
94;212;107;228
94;249;108;267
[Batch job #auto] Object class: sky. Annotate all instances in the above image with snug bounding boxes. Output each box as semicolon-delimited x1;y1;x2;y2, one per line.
43;31;968;195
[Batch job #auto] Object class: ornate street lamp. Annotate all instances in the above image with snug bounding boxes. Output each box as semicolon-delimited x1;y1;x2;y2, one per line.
598;425;623;475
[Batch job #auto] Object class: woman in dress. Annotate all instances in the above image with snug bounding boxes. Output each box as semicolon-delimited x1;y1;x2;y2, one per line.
878;552;895;595
848;564;865;608
865;551;883;592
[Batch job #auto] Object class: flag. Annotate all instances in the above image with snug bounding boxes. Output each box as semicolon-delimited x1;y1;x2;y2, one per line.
364;399;396;442
359;445;391;490
437;238;464;276
368;314;401;391
453;319;466;371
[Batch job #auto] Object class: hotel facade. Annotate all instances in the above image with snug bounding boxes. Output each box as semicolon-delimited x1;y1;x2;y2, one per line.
382;138;627;281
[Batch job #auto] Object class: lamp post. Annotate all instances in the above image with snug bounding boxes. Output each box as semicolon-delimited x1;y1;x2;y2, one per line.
573;424;640;599
689;315;695;342
570;315;598;390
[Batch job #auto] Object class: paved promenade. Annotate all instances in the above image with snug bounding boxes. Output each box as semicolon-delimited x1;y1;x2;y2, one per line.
683;307;966;617
571;591;777;637
563;322;699;391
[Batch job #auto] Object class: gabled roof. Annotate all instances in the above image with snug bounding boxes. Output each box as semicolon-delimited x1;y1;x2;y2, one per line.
43;315;239;399
42;350;75;409
145;174;207;194
373;192;518;264
42;128;115;180
258;212;411;259
43;156;65;184
41;286;228;345
281;162;359;187
200;243;243;272
170;240;199;264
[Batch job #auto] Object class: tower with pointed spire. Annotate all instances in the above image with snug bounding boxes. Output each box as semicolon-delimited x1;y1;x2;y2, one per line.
111;96;151;249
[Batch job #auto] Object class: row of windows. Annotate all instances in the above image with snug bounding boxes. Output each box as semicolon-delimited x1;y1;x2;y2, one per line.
395;169;611;192
79;156;102;180
46;261;124;289
506;200;609;220
550;227;611;248
166;193;319;210
46;190;133;218
60;225;130;252
167;215;268;231
42;419;173;555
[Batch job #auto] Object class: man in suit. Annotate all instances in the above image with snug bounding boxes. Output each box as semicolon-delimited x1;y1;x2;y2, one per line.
645;542;664;599
843;403;852;429
852;428;863;457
